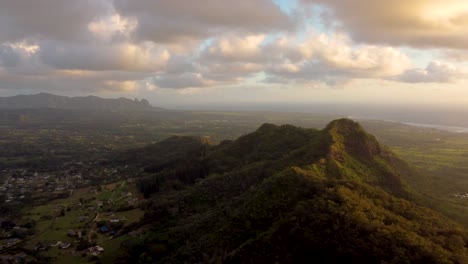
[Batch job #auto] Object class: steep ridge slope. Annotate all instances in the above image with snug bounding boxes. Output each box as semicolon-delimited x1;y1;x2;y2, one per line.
116;119;468;263
316;119;413;195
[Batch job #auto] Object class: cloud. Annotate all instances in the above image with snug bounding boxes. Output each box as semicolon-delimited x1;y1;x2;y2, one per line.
0;45;21;67
0;67;153;93
152;73;216;89
113;0;293;43
101;80;139;91
191;32;412;88
444;50;468;62
88;13;138;41
39;41;170;72
304;34;411;77
0;0;110;43
397;61;465;83
0;0;296;92
0;41;40;68
264;33;412;84
302;0;468;49
201;35;267;63
0;0;466;96
197;35;270;84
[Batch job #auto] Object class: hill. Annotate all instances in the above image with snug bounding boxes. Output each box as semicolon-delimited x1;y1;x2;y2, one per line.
115;119;468;263
0;93;158;111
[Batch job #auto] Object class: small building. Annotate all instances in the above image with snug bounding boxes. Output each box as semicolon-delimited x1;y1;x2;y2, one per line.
15;252;27;262
99;225;109;233
35;242;51;251
60;243;71;249
88;245;105;256
78;216;88;222
67;229;77;237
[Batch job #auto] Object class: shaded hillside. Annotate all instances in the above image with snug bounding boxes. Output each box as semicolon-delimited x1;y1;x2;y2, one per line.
116;136;210;195
122;119;411;197
0;93;158;111
116;119;468;263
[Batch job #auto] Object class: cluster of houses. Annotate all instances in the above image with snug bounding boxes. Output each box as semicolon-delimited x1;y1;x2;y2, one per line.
0;238;21;250
0;252;27;263
453;193;468;199
51;241;71;249
0;161;144;262
34;240;104;256
0;163;132;204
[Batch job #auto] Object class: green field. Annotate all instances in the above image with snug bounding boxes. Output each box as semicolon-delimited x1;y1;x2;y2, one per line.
362;120;468;225
19;181;145;263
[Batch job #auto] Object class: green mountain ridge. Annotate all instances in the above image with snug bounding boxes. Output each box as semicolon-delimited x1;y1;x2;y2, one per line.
115;119;468;263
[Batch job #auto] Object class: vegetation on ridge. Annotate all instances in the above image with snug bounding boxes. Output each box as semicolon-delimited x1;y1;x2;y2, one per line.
113;119;468;263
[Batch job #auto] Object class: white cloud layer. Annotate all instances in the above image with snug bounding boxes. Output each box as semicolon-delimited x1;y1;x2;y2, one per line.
303;0;468;49
398;61;465;83
0;0;466;95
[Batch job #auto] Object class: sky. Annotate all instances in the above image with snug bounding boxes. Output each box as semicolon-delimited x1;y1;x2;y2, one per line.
1;0;468;109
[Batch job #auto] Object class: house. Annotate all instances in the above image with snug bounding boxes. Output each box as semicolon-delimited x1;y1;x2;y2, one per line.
15;252;27;262
60;243;71;249
99;225;109;233
35;242;51;251
67;229;77;237
88;246;105;256
51;241;65;247
78;216;88;222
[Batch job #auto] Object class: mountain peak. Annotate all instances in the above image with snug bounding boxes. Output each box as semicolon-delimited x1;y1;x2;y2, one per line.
322;119;406;195
326;118;381;158
326;118;366;136
257;122;278;130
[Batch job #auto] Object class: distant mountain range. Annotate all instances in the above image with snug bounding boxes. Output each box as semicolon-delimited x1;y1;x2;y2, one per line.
0;93;159;111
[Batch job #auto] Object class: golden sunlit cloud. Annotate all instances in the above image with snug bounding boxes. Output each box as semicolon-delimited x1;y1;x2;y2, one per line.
118;43;170;72
101;80;139;92
7;41;40;55
88;14;137;40
306;0;468;49
208;35;266;60
421;1;468;23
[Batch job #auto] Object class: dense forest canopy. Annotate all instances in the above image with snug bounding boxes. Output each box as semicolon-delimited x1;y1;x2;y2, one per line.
113;119;468;263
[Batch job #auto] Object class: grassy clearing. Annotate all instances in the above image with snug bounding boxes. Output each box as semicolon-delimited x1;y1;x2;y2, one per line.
118;208;145;224
18;180;145;263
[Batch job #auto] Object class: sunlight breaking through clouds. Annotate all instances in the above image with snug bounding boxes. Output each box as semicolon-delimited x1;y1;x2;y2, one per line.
0;0;467;104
